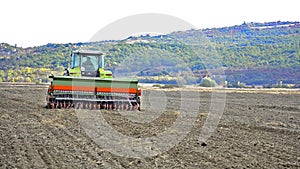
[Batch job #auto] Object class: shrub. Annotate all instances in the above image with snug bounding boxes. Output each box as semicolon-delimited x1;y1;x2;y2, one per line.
199;77;217;87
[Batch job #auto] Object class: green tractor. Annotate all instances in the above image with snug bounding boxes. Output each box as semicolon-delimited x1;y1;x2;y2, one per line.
46;50;141;110
64;50;112;78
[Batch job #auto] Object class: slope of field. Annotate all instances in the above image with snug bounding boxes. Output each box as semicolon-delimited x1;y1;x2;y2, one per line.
0;84;299;168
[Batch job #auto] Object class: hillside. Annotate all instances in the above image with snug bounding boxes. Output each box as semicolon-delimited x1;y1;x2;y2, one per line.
0;21;299;85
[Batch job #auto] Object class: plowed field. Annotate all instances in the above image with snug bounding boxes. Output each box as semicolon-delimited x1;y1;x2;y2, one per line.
0;84;299;168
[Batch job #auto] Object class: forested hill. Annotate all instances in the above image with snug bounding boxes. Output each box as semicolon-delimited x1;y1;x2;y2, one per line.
0;21;299;85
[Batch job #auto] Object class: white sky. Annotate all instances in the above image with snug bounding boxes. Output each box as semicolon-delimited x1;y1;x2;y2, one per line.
1;0;299;47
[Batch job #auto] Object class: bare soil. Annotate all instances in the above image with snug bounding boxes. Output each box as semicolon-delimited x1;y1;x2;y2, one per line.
0;84;299;168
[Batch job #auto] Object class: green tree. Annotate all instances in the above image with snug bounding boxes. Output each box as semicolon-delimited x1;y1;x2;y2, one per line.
0;70;4;80
199;77;217;87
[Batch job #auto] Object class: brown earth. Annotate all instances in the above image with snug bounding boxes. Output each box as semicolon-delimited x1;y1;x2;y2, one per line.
0;84;299;168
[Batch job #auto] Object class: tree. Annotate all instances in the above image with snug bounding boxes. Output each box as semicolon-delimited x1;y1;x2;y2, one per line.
0;70;4;79
199;77;217;87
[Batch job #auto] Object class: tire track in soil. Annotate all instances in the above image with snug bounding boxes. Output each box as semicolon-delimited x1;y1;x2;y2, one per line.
48;122;99;167
23;137;47;168
40;109;122;168
40;113;88;168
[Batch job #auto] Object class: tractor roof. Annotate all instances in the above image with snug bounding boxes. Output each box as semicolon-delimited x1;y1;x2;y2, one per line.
72;50;103;55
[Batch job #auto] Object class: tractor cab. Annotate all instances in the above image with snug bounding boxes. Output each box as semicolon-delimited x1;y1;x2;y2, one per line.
67;50;112;78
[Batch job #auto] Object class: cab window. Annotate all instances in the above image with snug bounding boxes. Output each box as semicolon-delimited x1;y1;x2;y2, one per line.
71;53;80;68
